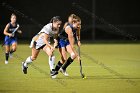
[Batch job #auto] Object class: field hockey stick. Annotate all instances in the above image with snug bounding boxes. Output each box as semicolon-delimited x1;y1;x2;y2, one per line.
11;24;19;37
77;43;86;78
1;24;19;47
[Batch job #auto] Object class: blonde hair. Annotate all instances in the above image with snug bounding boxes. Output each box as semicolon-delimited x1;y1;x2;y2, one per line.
73;16;81;23
69;14;76;18
69;14;81;23
63;14;81;29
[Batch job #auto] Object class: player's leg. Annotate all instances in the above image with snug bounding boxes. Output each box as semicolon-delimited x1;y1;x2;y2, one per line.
5;45;10;64
4;36;10;64
55;48;67;71
54;39;68;71
9;42;17;58
43;46;55;72
59;48;70;76
26;47;40;66
22;47;40;74
61;44;76;71
51;39;69;77
51;47;67;77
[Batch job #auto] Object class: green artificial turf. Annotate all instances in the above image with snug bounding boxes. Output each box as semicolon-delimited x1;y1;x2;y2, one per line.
0;44;140;93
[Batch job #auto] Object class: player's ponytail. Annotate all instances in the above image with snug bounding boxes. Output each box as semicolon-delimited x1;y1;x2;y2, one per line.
50;16;62;23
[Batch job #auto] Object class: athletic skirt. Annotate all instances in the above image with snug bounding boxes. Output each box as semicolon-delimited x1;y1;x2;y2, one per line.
4;36;17;46
58;39;70;48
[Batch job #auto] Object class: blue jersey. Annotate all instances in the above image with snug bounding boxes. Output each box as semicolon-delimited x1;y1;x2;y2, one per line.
4;22;18;45
58;23;77;48
8;22;18;37
59;23;76;41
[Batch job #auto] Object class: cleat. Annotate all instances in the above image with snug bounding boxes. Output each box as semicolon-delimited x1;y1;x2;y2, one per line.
60;68;69;76
50;69;55;76
51;75;57;79
22;62;28;74
5;60;8;64
51;70;58;79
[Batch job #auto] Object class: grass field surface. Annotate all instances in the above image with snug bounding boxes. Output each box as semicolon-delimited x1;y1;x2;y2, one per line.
0;43;140;93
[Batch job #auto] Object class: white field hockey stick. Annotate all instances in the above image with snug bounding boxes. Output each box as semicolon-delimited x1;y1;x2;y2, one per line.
11;24;19;37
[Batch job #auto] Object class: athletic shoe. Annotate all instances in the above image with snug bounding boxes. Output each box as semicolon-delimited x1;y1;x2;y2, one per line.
52;75;57;79
22;62;28;74
5;60;8;64
51;70;58;79
60;68;69;76
50;69;55;76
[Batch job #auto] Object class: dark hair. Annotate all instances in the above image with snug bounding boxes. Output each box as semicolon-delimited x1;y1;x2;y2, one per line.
50;16;62;23
11;13;16;18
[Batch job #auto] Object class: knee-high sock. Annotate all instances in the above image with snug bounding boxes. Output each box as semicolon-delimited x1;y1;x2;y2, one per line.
49;56;55;70
55;61;63;71
24;56;33;67
5;53;9;61
62;57;74;70
9;49;15;54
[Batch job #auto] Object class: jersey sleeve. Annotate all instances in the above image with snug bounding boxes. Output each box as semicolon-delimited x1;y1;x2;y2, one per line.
40;25;50;35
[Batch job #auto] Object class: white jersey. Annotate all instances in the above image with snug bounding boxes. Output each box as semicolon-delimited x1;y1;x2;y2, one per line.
33;23;57;49
38;23;55;37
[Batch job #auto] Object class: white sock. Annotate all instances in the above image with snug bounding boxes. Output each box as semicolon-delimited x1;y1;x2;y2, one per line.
24;56;33;67
49;56;55;70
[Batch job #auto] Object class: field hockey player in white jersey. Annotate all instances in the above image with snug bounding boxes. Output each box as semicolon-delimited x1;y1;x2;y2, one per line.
22;16;62;78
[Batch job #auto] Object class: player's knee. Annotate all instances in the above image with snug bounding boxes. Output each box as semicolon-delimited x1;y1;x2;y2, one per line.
12;48;16;52
5;50;10;53
49;52;53;57
31;56;37;61
44;47;53;56
12;46;17;52
71;52;76;59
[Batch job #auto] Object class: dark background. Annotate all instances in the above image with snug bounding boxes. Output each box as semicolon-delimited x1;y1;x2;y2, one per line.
0;0;140;42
